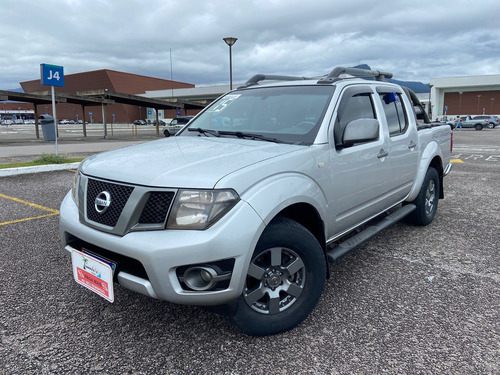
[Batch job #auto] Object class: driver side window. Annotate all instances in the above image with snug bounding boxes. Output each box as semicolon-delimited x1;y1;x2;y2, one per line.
334;88;376;149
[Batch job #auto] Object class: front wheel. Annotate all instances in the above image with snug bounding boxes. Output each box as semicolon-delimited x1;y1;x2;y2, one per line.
407;167;440;226
475;124;483;130
227;216;326;336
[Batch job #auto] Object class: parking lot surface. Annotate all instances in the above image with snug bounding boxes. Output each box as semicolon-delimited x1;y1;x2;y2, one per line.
0;128;499;374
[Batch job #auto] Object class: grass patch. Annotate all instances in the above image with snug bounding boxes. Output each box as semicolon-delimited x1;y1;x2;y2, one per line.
0;154;83;169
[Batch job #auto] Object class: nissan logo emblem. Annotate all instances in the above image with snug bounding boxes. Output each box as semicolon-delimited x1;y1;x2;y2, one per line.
94;191;111;214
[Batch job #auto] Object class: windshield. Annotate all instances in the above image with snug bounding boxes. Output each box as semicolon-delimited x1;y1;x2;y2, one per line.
179;85;335;145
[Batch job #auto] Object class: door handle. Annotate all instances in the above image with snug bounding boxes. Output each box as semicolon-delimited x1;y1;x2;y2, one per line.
377;149;389;159
408;141;416;150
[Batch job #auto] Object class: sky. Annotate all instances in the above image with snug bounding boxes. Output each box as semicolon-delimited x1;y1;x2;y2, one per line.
1;0;500;90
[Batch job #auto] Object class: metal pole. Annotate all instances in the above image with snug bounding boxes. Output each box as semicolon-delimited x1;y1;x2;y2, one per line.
229;45;233;90
102;104;107;139
51;85;58;155
223;37;237;90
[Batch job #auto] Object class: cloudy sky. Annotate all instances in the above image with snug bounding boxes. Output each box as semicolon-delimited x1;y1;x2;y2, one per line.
1;0;499;90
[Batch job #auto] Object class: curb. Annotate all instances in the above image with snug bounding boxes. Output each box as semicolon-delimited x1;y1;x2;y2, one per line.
0;162;81;177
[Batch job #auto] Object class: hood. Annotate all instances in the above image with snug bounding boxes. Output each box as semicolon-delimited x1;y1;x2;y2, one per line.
81;136;301;188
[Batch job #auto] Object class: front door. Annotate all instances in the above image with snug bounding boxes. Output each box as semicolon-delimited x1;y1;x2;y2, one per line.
325;86;392;239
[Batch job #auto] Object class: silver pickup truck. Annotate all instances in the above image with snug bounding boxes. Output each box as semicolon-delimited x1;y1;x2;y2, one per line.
60;66;452;336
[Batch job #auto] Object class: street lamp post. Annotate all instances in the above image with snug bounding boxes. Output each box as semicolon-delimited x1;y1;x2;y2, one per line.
223;37;237;90
491;98;495;114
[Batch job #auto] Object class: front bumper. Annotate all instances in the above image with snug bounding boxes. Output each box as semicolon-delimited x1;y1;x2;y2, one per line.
59;192;265;305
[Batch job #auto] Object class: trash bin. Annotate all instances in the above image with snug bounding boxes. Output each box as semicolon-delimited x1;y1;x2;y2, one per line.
39;115;56;141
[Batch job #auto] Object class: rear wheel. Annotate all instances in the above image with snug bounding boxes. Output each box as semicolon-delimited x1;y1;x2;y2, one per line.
407;167;440;226
227;216;326;336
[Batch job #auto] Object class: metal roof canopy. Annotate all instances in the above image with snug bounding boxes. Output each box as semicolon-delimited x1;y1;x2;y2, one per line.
0;89;115;106
34;91;115;106
78;90;191;136
0;90;115;138
0;90;58;105
79;89;207;110
77;89;182;109
0;89;115;138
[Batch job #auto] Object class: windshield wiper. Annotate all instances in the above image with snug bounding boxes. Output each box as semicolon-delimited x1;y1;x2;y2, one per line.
188;127;220;137
219;131;288;144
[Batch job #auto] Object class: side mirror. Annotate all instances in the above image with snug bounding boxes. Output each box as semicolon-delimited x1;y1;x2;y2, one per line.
342;118;379;146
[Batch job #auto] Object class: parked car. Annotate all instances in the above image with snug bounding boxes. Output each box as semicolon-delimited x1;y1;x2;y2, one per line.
472;115;498;128
446;115;491;130
151;120;167;126
133;120;147;126
164;116;194;136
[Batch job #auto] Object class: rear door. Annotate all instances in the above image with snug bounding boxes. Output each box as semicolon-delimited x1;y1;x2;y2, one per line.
375;88;419;201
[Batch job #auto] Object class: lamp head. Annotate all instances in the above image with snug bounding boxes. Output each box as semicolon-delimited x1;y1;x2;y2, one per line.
223;37;238;46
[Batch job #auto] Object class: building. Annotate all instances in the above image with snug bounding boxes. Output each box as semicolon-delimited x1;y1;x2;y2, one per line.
20;69;194;123
430;74;500;120
0;102;35;121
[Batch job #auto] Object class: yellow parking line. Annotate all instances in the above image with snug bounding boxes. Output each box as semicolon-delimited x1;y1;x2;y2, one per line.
0;193;59;226
451;159;464;163
0;212;59;227
0;193;59;213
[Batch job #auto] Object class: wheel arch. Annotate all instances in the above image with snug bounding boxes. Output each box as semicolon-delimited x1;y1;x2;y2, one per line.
276;203;326;252
428;155;444;199
406;144;444;202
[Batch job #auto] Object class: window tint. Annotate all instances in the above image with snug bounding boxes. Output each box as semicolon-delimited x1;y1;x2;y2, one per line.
181;85;335;145
335;91;376;148
379;92;408;136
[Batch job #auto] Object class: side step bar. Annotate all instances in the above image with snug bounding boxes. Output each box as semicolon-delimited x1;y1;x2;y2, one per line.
326;204;416;262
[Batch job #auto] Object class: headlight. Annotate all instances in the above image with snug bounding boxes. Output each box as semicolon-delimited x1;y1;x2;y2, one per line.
166;189;239;230
71;169;81;205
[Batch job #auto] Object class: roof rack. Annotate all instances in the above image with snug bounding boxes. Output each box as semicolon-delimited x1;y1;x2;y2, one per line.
241;74;311;88
317;66;393;84
240;66;394;88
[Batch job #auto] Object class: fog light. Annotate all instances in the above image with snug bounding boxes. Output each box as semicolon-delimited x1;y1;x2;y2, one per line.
183;267;218;291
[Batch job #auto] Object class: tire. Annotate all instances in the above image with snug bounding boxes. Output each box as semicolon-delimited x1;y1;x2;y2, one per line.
408;167;440;226
475;124;483;131
227;216;326;336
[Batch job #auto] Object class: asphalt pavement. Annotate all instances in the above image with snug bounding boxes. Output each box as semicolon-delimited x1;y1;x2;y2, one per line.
0;125;499;374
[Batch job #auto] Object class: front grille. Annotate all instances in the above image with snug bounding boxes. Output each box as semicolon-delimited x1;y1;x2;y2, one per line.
86;179;134;227
139;192;175;224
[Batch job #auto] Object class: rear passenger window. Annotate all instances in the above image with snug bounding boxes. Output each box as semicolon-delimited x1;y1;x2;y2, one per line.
335;89;376;148
379;92;408;136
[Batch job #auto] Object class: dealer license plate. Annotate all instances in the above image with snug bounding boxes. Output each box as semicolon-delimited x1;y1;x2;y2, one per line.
71;249;115;303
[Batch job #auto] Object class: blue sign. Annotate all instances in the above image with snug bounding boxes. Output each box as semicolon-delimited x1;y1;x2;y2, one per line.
176;109;181;116
89;112;93;116
148;110;152;115
444;105;448;112
40;63;65;87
